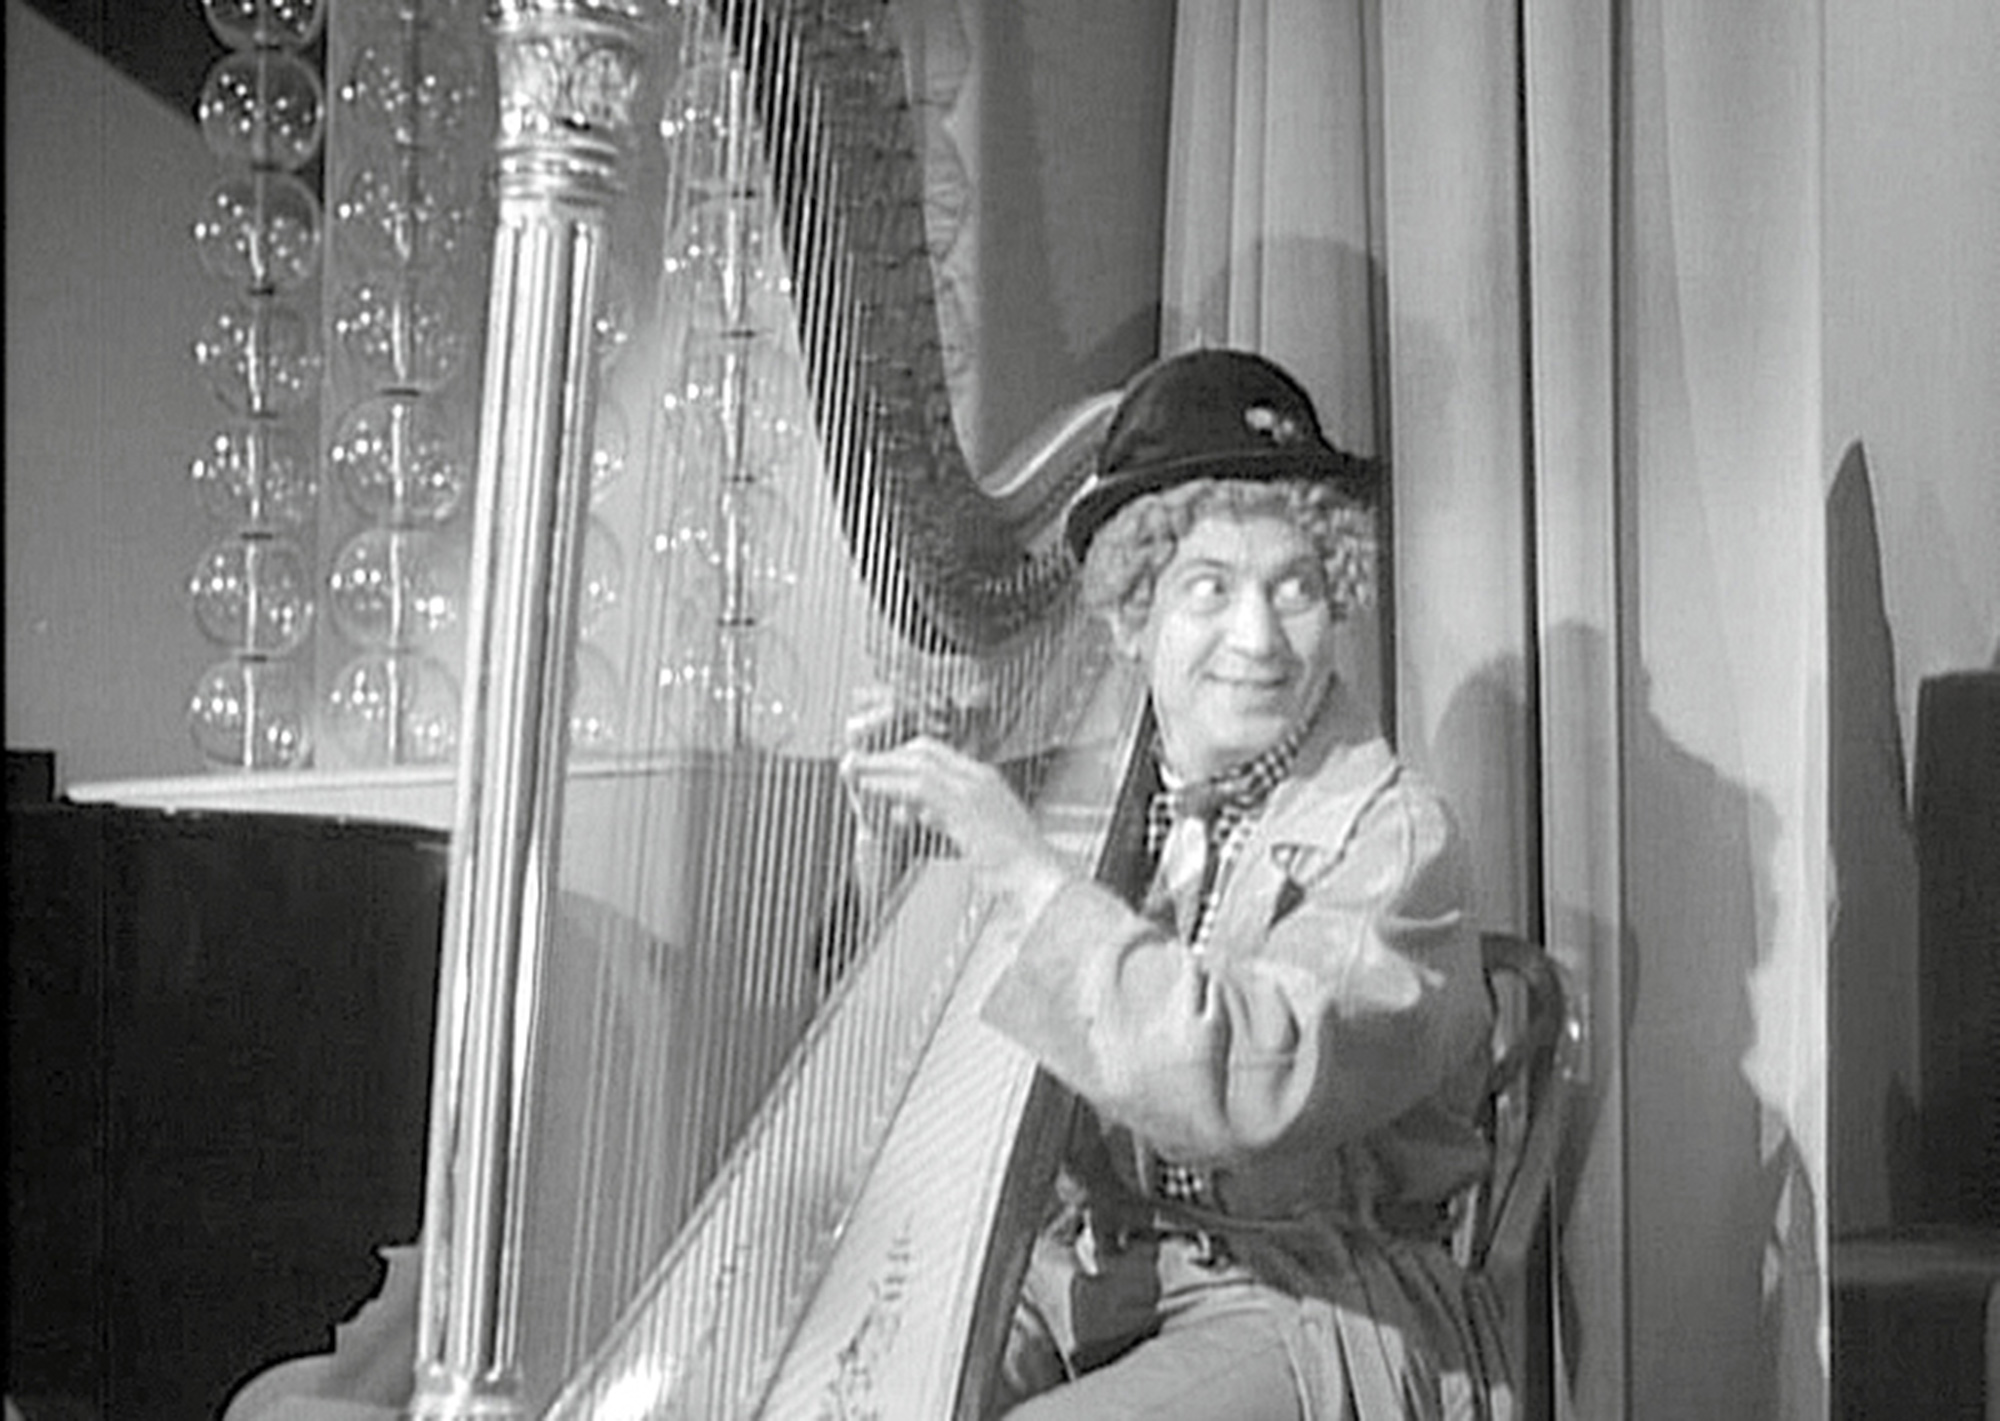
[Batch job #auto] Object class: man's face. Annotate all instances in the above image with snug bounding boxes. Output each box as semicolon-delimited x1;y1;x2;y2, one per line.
1117;510;1339;780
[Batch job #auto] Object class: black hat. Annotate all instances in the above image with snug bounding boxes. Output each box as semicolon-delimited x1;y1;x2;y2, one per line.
1064;349;1375;561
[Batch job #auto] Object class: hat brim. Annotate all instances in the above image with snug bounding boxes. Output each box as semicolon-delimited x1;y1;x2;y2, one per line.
1065;446;1374;561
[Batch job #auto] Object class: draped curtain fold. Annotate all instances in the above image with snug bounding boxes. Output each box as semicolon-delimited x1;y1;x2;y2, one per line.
1158;0;1389;738
1155;3;1831;1418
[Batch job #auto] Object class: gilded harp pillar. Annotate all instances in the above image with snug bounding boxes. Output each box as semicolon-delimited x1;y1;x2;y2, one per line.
410;3;653;1415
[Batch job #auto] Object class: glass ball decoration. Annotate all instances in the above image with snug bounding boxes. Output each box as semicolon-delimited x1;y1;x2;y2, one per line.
661;194;794;334
339;36;481;150
660;53;753;196
333;275;470;393
327;526;464;652
198;50;326;172
328;394;470;527
659;339;809;480
201;0;326;50
193;171;323;293
590;396;629;504
189;422;318;532
568;643;622;758
653;477;802;622
340;0;480;30
193;296;322;417
187;656;313;770
324;650;461;766
595;262;637;370
333;157;471;271
654;622;800;752
188;534;315;656
578;518;625;637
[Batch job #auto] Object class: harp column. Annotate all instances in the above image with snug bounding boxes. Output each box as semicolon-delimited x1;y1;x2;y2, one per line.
410;2;653;1417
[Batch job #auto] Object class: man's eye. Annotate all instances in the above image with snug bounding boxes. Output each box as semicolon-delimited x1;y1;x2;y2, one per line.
1271;573;1324;613
1180;573;1229;606
1168;572;1224;608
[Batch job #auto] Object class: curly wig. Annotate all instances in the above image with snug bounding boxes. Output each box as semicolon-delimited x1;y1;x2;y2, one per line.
1079;478;1377;640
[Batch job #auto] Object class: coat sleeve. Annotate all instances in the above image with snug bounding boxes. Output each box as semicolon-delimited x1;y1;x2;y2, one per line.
979;777;1487;1166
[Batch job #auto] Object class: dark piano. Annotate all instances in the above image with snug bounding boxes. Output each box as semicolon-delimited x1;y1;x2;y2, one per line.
8;798;447;1420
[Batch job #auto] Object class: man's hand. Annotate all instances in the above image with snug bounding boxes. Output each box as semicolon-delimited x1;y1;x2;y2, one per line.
839;733;1071;919
841;684;954;839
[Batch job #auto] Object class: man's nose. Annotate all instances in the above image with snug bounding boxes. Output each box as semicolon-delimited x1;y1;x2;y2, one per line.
1225;588;1285;654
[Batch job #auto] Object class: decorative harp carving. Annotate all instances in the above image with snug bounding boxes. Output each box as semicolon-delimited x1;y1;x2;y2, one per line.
411;2;1138;1417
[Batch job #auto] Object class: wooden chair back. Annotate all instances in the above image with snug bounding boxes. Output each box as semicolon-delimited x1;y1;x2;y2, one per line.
1455;932;1582;1282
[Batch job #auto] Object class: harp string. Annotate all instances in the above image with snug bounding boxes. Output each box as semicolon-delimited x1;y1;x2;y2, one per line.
508;0;788;1370
508;0;705;1386
491;0;1097;1411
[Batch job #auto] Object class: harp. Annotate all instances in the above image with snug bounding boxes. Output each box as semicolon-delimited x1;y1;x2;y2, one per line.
403;1;1144;1415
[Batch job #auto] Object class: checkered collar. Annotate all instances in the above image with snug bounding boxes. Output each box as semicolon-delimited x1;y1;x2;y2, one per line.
1146;722;1306;853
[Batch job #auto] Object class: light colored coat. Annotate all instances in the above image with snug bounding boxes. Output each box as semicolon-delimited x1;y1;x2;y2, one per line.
983;684;1493;1233
983;686;1513;1418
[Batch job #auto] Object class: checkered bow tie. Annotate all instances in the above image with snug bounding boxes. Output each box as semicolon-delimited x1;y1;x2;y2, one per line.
1144;732;1299;853
1142;729;1303;938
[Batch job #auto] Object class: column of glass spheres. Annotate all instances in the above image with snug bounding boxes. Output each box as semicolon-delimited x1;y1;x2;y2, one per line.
185;0;328;770
318;0;489;768
568;272;637;760
649;40;811;753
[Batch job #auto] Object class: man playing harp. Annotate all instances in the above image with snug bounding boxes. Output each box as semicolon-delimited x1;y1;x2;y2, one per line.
843;349;1511;1420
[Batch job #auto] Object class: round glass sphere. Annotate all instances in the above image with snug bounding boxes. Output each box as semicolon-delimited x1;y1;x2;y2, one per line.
188;534;315;656
193;171;322;292
568;643;622;758
594;264;637;371
327;527;464;652
198;50;326;171
658;339;810;481
653;476;802;622
578;518;624;637
333;275;470;393
333;157;470;271
589;397;629;504
340;0;480;29
661;194;794;334
339;35;480;150
201;0;325;49
324;650;461;766
190;422;318;532
193;296;322;417
328;394;470;527
659;55;745;192
654;621;800;752
187;657;313;770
